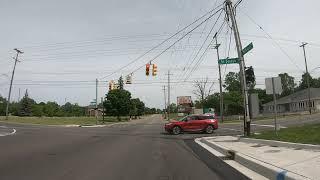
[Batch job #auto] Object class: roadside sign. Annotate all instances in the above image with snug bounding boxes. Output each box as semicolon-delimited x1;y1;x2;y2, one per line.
242;42;253;55
218;57;239;64
265;77;283;95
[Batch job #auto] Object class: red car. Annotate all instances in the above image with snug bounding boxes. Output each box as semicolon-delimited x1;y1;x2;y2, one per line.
164;114;218;135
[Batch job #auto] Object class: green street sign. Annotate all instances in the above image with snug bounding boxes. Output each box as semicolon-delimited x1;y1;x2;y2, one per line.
218;58;240;64
242;42;253;55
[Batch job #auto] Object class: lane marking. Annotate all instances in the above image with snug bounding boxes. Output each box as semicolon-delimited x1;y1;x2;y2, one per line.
251;124;287;128
0;127;16;137
220;128;242;132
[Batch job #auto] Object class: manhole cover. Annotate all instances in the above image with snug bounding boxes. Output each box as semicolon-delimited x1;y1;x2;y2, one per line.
264;150;281;153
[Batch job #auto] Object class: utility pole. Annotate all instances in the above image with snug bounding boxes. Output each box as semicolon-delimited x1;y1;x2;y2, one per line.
18;88;21;102
6;48;23;120
95;78;98;124
166;70;173;120
214;33;224;123
300;42;312;114
226;0;251;136
101;97;104;122
162;85;167;119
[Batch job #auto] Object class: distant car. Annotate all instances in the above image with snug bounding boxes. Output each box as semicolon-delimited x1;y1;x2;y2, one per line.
164;114;218;135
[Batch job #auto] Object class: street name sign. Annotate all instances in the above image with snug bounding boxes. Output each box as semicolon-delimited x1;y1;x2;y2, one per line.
242;42;253;55
218;57;239;64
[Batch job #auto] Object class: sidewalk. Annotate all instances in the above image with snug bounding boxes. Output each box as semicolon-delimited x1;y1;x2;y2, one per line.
197;136;320;180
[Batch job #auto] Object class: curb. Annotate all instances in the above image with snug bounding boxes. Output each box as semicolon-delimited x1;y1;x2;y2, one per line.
240;138;320;151
199;137;311;180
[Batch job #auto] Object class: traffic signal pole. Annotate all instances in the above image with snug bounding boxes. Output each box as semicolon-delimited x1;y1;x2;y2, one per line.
226;0;251;136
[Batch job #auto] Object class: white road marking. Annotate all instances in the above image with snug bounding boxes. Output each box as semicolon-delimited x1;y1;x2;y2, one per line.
251;124;287;128
220;128;242;132
0;127;16;137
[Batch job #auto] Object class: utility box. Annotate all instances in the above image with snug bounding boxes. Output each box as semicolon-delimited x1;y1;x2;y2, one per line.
249;93;259;119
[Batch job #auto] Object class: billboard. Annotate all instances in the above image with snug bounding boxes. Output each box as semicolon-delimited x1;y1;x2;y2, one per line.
177;96;192;105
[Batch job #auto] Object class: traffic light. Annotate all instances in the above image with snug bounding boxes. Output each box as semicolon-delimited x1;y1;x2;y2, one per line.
152;64;157;76
146;64;150;76
126;74;132;84
108;80;114;91
245;66;255;86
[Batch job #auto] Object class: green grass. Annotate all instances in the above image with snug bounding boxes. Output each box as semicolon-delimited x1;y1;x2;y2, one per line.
252;123;320;145
0;116;129;126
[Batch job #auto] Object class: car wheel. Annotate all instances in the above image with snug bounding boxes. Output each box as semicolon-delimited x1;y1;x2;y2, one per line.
172;126;181;135
205;125;214;134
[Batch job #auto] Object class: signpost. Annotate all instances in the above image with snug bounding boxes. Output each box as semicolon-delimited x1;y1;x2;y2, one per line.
265;77;283;135
218;57;239;64
242;42;253;55
218;43;253;65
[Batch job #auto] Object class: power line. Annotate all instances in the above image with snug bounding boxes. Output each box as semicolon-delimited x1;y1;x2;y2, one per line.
127;8;224;77
180;9;224;80
183;19;227;81
239;9;304;72
99;4;224;80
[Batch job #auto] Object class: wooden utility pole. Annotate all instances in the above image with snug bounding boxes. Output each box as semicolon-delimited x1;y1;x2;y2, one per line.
6;48;23;120
226;0;251;136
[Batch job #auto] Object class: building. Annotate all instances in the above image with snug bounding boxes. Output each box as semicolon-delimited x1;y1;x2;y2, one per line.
85;105;103;117
263;88;320;114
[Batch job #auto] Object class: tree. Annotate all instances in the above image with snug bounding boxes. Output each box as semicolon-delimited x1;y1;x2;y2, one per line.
202;93;220;113
104;89;131;120
168;103;178;113
19;90;35;116
278;73;295;97
223;91;243;115
0;96;7;116
192;77;214;107
224;72;241;92
118;76;124;90
43;101;59;117
32;104;44;117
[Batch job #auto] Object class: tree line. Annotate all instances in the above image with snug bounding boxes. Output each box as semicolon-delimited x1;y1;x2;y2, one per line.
0;90;85;117
194;71;320;115
0;84;161;118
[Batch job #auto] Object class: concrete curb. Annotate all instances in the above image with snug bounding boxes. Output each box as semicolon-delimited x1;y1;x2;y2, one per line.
240;138;320;151
199;137;311;180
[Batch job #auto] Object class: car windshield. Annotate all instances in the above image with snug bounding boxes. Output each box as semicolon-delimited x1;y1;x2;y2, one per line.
179;116;188;121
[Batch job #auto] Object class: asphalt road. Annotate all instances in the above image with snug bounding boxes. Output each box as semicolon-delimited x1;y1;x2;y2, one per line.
0;115;249;180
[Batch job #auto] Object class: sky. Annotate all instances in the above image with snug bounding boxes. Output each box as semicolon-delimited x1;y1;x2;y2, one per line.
0;0;320;108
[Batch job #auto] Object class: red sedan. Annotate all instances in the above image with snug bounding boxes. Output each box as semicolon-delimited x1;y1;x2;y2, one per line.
164;114;218;135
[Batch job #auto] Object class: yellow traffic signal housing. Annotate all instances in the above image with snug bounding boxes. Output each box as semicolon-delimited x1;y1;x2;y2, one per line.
152;64;157;76
109;80;114;90
146;64;150;76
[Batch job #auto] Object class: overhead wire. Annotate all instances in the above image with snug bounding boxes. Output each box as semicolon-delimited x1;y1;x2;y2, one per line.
99;3;224;80
183;18;227;82
180;9;224;81
125;7;225;77
238;9;304;72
